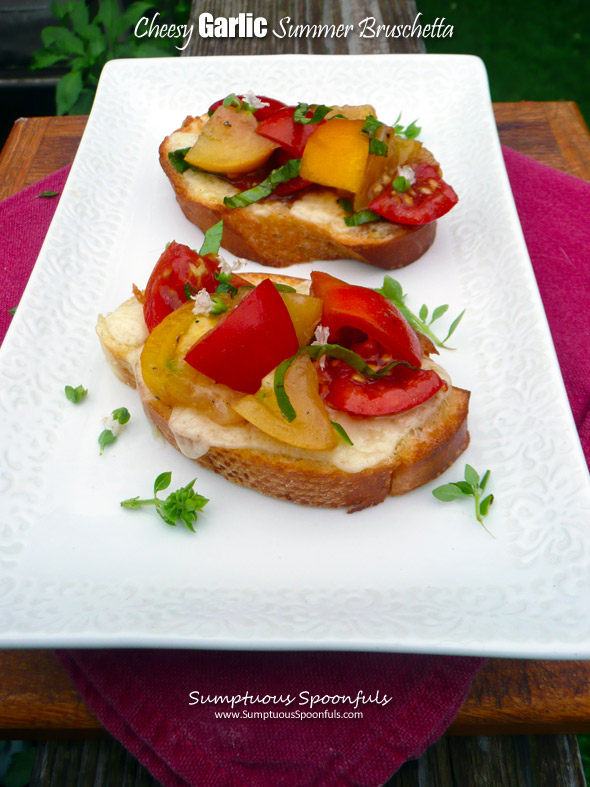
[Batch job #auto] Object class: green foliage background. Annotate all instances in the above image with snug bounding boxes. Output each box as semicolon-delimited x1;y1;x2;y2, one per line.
418;0;589;123
31;0;190;114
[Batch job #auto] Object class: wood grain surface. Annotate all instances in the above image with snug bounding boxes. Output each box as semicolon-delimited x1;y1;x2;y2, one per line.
184;0;426;56
0;102;589;737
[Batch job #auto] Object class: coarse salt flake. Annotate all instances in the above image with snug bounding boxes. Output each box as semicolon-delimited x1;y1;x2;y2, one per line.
312;324;330;369
192;288;214;315
243;91;270;110
102;415;123;437
396;165;416;185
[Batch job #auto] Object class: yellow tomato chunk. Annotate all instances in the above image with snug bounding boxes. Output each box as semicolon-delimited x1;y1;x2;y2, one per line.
232;356;337;450
140;301;244;425
185;105;278;176
280;292;322;347
300;118;370;194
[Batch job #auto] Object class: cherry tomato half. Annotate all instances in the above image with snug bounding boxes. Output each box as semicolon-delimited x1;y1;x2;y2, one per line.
143;242;249;332
207;96;286;122
310;271;422;367
320;359;445;416
318;338;445;416
255;106;324;158
369;163;458;226
185;278;299;394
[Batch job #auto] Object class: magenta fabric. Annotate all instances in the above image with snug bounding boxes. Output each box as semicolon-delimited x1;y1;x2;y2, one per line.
1;147;589;786
503;147;590;454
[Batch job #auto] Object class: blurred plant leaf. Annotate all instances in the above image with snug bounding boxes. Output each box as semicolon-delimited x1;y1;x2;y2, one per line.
56;70;83;114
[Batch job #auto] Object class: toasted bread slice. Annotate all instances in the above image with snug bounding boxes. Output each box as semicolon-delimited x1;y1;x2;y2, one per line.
97;273;469;512
159;115;437;270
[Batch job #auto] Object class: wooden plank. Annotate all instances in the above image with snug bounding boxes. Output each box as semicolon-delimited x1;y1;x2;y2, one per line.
381;734;586;785
184;0;426;56
0;115;87;200
0;117;49;201
449;660;590;736
493;101;590;181
29;739;162;786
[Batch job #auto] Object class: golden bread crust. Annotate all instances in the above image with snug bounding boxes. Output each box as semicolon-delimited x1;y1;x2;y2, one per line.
159;115;437;270
141;384;469;512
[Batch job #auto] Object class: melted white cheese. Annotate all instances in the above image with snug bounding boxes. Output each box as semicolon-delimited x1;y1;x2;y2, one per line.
168;358;450;473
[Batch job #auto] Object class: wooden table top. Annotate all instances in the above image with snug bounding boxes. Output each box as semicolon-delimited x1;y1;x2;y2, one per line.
1;101;589;738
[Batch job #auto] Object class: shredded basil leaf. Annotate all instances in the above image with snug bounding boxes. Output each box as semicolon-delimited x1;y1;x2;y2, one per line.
219;93;257;113
393;176;411;193
223;159;301;209
344;209;381;227
168;148;193;173
272;283;297;293
274;344;415;422
331;421;354;445
214;271;238;297
369;138;388;157
222;93;242;109
362;115;383;136
210;296;228;315
199;220;223;256
293;103;332;125
337;197;354;214
184;282;198;299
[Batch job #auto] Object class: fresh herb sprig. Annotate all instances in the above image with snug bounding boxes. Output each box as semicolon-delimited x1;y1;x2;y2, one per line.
433;465;494;535
392;114;421;139
376;276;464;350
120;472;209;532
36;190;60;198
98;407;130;454
65;384;88;403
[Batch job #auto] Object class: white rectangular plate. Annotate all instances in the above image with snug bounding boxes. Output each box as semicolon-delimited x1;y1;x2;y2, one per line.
1;55;589;656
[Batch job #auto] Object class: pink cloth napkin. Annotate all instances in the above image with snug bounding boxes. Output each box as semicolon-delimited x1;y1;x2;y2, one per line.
1;147;589;786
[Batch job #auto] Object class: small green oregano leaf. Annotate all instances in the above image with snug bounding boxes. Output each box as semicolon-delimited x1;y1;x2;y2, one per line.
65;384;88;403
433;466;495;535
154;471;172;494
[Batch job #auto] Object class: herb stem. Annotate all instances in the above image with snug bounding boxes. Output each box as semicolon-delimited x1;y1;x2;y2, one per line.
473;490;495;537
121;497;156;508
